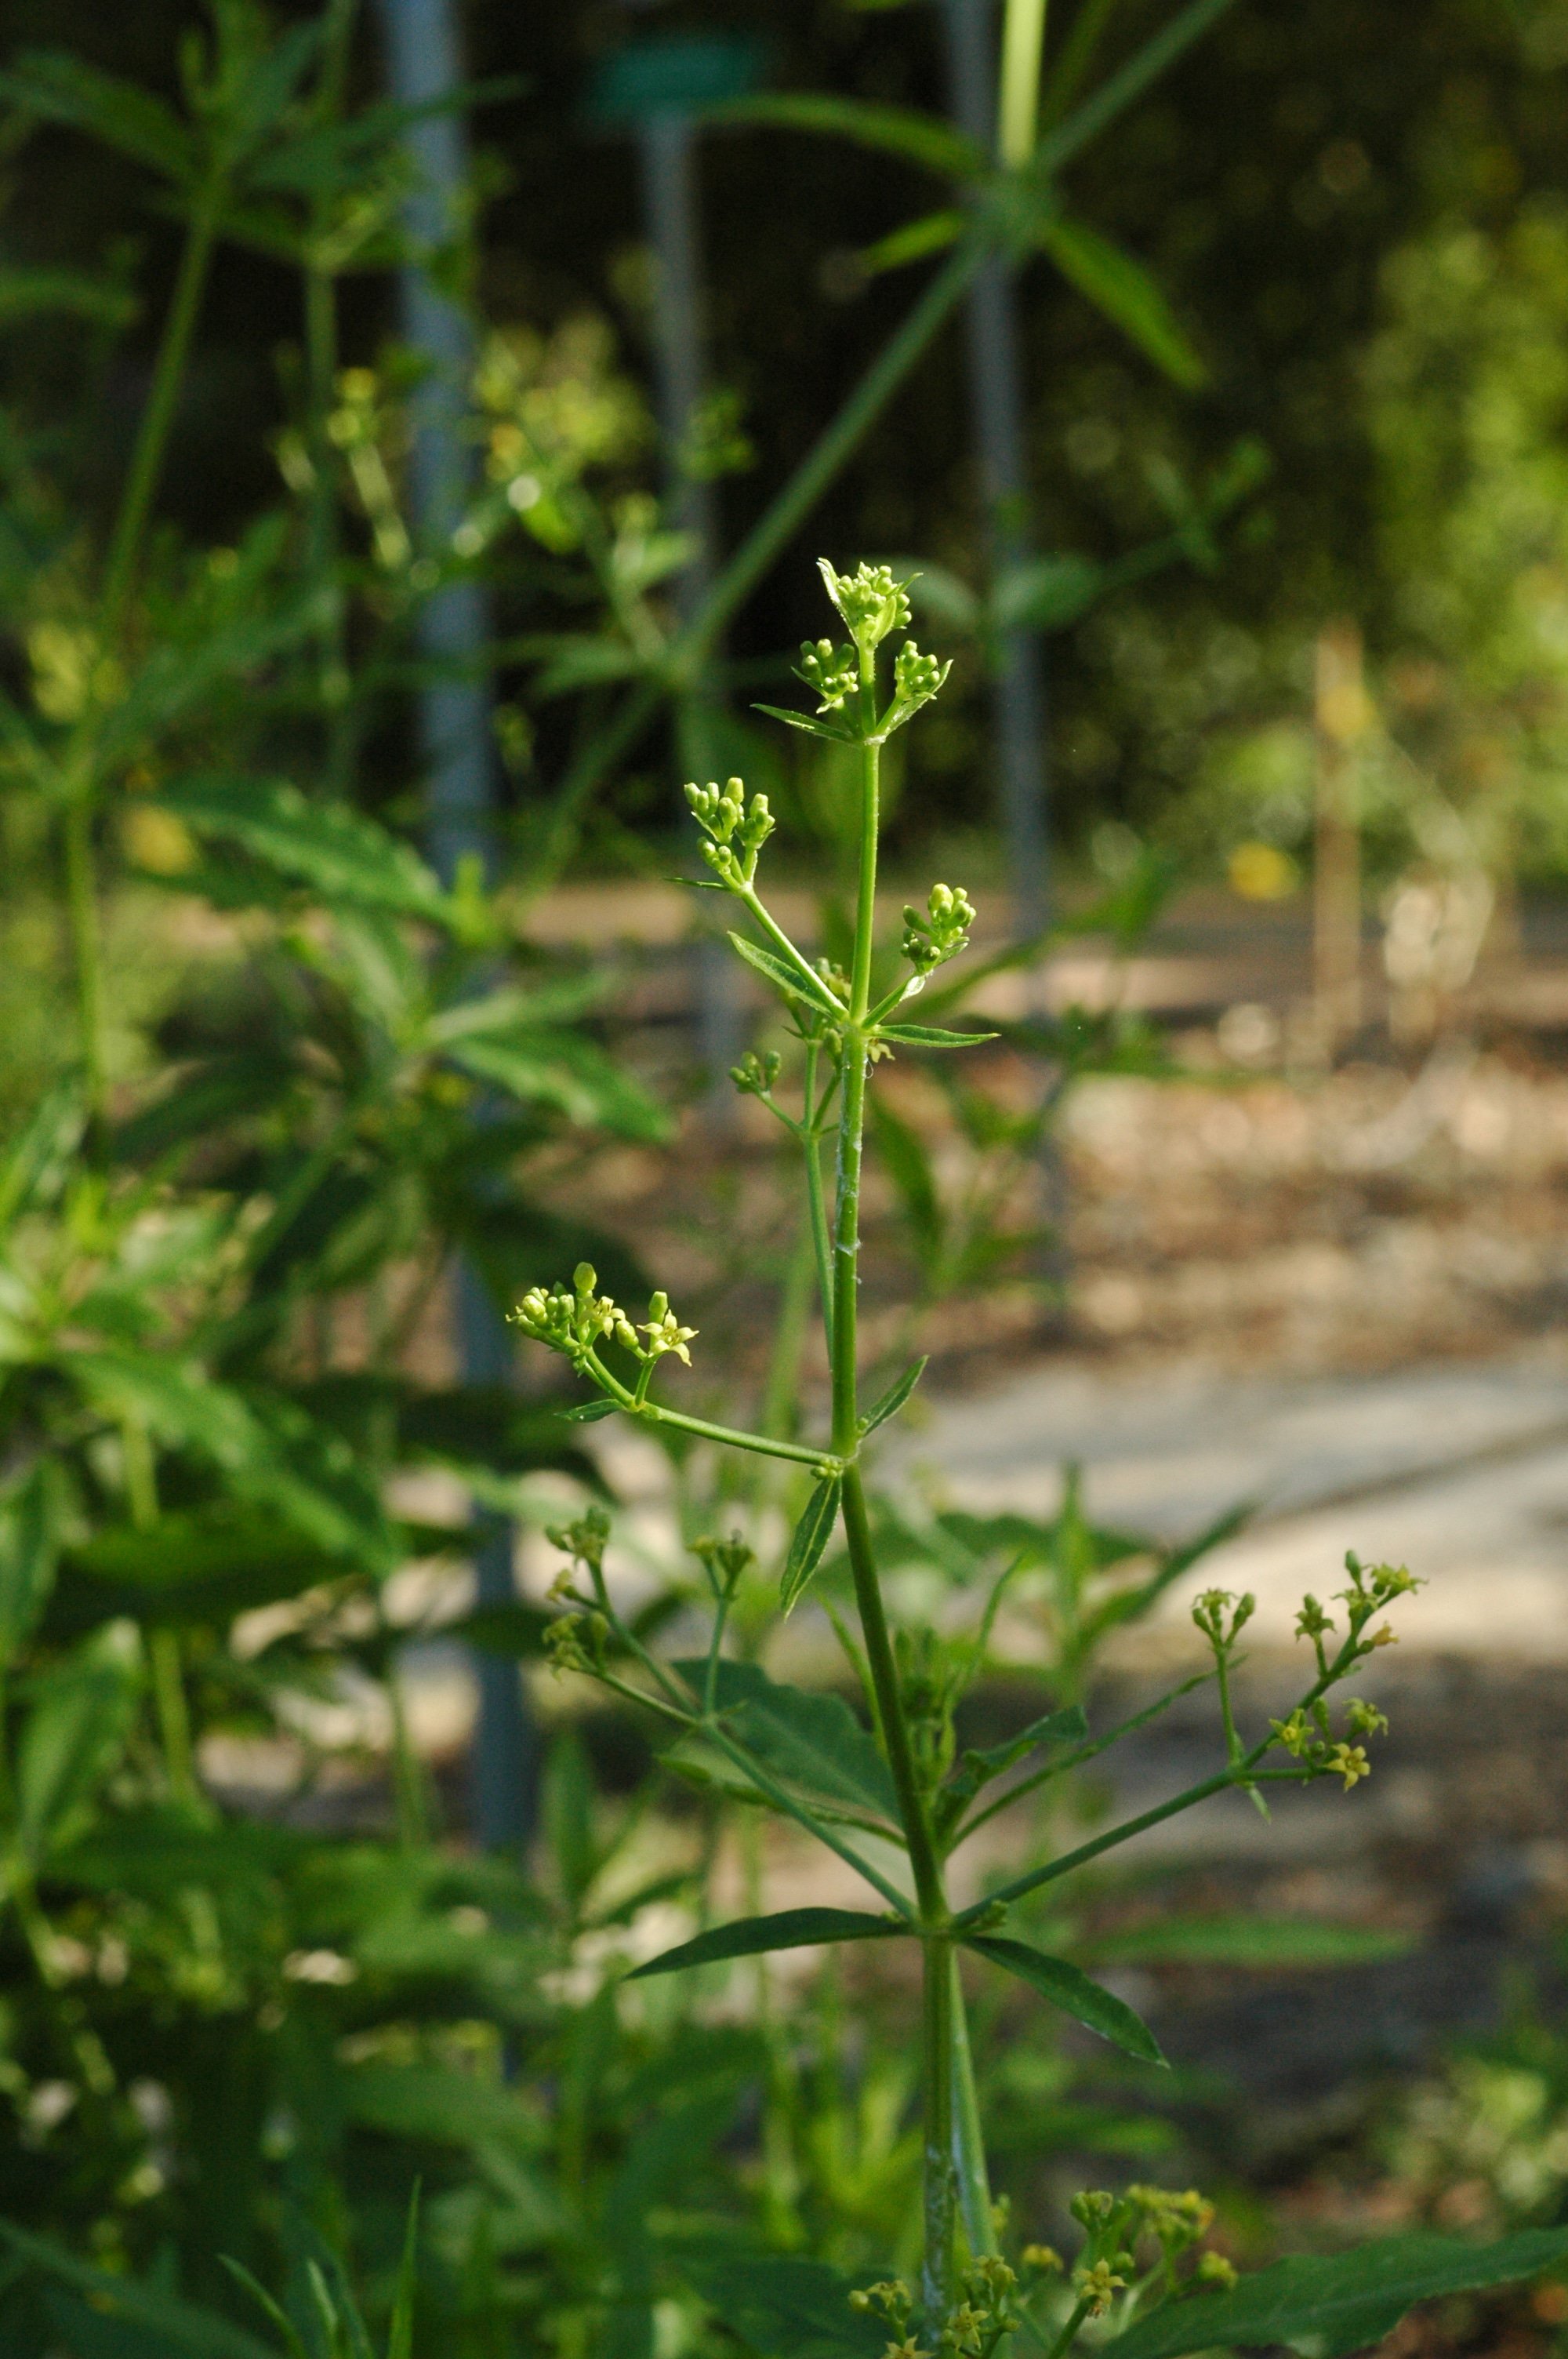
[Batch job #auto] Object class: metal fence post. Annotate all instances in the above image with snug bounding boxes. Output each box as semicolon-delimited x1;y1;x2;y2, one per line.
378;0;536;1856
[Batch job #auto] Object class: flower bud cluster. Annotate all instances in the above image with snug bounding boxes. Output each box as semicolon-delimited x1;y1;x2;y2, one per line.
511;1266;695;1372
1191;1587;1255;1652
902;882;977;977
819;558;912;649
797;637;858;712
511;1263;636;1363
684;775;775;887
730;1048;782;1099
892;639;949;713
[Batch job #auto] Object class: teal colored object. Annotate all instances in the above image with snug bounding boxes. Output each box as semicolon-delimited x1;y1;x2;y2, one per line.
588;35;765;124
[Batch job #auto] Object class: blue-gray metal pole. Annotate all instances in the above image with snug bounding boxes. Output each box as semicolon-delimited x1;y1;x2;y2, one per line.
942;0;1049;940
379;0;536;1856
637;111;742;1110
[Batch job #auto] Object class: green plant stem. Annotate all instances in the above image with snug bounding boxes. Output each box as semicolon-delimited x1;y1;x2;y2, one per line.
579;1354;838;1471
830;646;967;2319
923;1928;958;2319
949;1948;996;2255
954;1762;1312;1926
999;0;1050;165
100;198;221;640
63;798;106;1140
530;244;980;889
122;1415;201;1812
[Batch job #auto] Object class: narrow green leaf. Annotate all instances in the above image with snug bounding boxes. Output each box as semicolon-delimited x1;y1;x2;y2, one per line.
858;1356;928;1437
780;1474;844;1612
1103;2229;1568;2359
874;1023;998;1048
858;208;967;278
630;1906;903;1978
728;932;844;1018
386;2184;421;2359
753;700;855;743
0;2219;274;2358
1091;1915;1414;1970
17;1627;139;1861
558;1397;618;1423
715;91;985;183
966;1935;1166;2065
0;1461;64;1663
0;267;137;326
1036;217;1207;387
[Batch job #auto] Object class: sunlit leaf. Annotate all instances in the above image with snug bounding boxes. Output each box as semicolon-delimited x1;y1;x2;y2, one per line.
630;1906;904;1978
728;932;844;1017
154;775;451;923
875;1023;998;1048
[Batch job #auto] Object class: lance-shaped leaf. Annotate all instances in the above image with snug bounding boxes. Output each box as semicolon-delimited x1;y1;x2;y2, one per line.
154;776;452;924
0;1461;64;1663
780;1472;843;1612
1036;217;1207;389
753;700;855;743
630;1906;905;1979
966;1934;1165;2065
874;1023;998;1049
672;1657;900;1830
717;92;985;183
0;2219;274;2358
728;931;844;1018
858;1356;928;1438
558;1396;617;1424
938;1704;1087;1830
1102;2229;1568;2359
1090;1914;1412;1970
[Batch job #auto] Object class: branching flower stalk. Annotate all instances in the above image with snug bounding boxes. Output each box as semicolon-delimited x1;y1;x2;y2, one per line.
515;561;1423;2339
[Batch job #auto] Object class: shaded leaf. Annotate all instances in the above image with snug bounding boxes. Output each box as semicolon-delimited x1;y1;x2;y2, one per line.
781;1474;843;1612
859;1356;928;1438
0;2219;272;2357
560;1397;617;1423
0;1459;65;1661
630;1906;904;1978
678;2243;886;2359
939;1704;1087;1826
717;92;985;183
0;267;136;326
445;1030;668;1141
1104;2230;1568;2359
673;1657;900;1830
966;1935;1166;2065
1037;217;1207;388
16;1627;139;1860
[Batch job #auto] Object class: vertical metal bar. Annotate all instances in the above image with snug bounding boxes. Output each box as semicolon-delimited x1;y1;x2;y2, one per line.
638;111;742;1108
942;0;1050;942
379;0;535;1856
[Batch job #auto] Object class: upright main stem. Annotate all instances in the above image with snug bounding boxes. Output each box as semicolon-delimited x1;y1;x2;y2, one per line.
830;648;963;2317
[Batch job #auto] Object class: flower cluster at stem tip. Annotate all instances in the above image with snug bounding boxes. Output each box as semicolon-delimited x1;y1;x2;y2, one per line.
684;774;774;888
509;1263;695;1371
